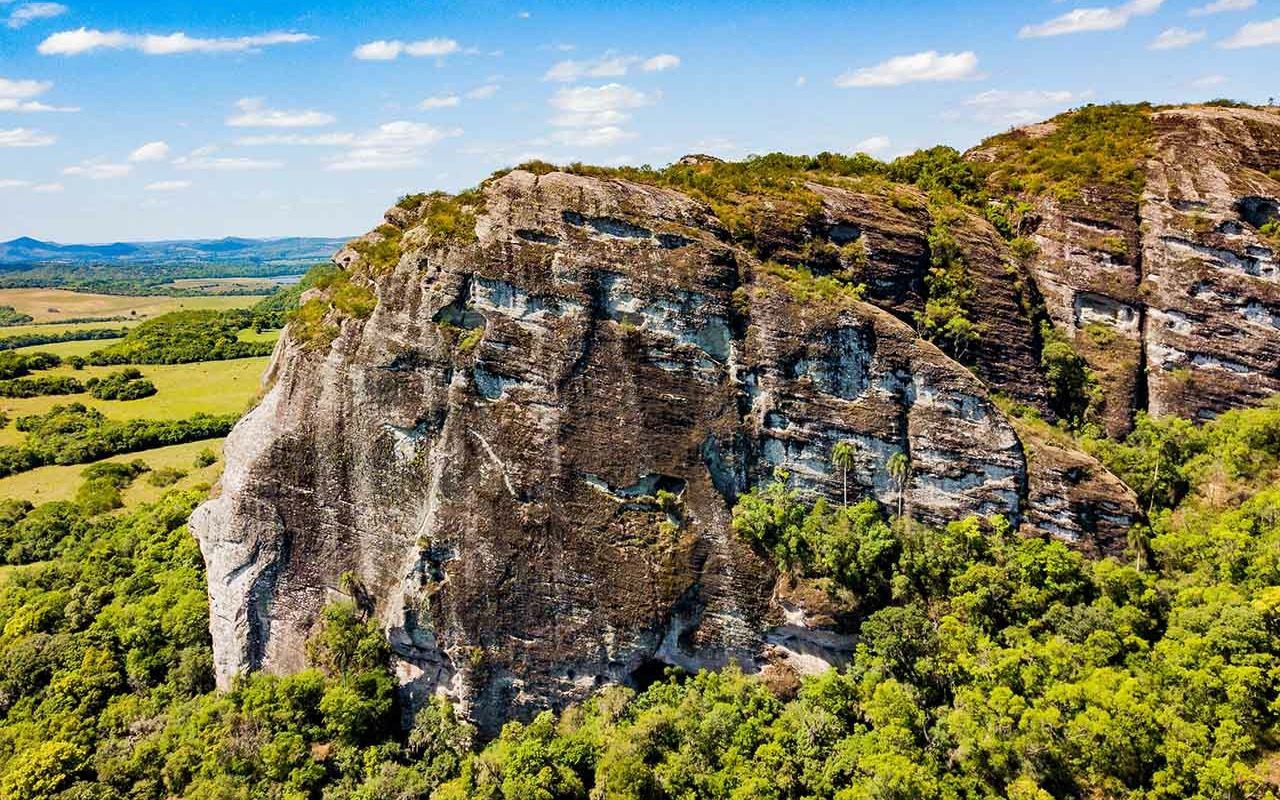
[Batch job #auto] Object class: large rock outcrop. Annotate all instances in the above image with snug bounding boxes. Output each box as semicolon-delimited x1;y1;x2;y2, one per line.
983;105;1280;434
192;167;1135;731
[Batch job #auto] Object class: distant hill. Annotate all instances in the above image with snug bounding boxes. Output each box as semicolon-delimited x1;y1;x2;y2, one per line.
0;236;351;268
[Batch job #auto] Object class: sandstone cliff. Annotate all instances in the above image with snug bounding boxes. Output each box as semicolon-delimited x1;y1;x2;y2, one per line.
192;104;1280;731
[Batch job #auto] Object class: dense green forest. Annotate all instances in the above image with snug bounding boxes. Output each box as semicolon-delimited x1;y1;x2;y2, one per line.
0;396;1277;799
85;310;277;365
0;264;311;297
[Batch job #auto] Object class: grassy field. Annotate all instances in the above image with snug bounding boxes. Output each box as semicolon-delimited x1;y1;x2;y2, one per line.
166;277;297;292
0;355;272;445
0;437;226;506
0;288;261;324
1;319;136;337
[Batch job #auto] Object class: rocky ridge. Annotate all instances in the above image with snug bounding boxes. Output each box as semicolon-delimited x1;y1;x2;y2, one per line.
192;104;1280;731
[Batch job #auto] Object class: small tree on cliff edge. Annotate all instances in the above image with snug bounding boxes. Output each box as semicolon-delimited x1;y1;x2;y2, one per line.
831;441;856;508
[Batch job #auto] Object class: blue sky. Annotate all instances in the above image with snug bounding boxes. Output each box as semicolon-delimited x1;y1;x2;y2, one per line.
0;0;1277;241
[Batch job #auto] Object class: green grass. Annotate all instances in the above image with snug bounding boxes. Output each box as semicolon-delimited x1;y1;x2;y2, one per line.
3;320;136;337
237;327;282;344
0;437;225;506
0;356;269;428
11;337;120;360
0;288;260;324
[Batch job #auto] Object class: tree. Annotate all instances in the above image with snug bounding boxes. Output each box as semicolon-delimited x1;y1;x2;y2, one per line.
831;441;856;507
887;452;910;518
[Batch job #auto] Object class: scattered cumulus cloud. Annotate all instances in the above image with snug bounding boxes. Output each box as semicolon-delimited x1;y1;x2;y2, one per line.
854;135;891;154
0;78;52;99
352;38;459;61
1018;0;1163;39
550;83;655;118
0;78;76;112
835;51;980;87
1221;17;1280;48
7;2;67;29
420;95;461;110
234;133;356;146
38;28;316;56
1190;74;1227;87
545;52;679;82
33;182;62;192
172;150;284;171
465;84;499;99
550;126;634;147
961;88;1093;123
62;160;132;179
227;98;335;128
1150;27;1206;49
1189;0;1255;16
546;83;656;150
0;127;55;147
129;141;170;162
326;121;462;171
641;54;680;72
145;180;191;191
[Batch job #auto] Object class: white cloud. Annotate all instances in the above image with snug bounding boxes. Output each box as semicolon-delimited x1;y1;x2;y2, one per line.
0;127;54;147
1019;0;1163;38
7;2;66;29
39;28;317;56
641;54;680;72
352;38;459;61
551;109;631;127
0;179;31;189
129;141;170;162
1221;17;1280;48
0;98;77;112
1189;0;1254;15
854;135;891;154
420;95;461;110
551;83;654;115
796;76;808;87
145;180;191;191
1190;74;1227;87
173;154;284;171
233;132;356;146
465;84;499;99
33;182;62;192
1149;27;1206;49
550;126;634;147
545;55;637;82
835;50;980;87
517;10;531;19
62;161;132;179
961;88;1092;123
326;121;462;171
227;98;335;128
0;78;53;99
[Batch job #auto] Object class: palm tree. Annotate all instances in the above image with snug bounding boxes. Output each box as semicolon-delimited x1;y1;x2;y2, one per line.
831;441;856;508
1127;525;1150;573
887;452;910;518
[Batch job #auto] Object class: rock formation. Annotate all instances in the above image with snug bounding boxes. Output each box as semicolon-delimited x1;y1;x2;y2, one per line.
193;104;1280;731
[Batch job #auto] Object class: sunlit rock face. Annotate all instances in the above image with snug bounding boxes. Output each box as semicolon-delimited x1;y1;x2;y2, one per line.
997;106;1280;435
193;163;1152;732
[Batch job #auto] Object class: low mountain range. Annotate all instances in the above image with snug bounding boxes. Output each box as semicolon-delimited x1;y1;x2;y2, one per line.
0;235;351;268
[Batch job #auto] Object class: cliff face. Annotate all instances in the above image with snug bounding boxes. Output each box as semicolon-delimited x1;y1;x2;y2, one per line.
987;106;1280;434
192;105;1280;731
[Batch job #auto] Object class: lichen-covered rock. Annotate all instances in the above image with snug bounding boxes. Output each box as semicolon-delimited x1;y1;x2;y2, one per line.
192;167;1132;732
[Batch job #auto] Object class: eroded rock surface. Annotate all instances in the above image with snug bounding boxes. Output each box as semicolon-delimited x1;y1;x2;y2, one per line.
998;106;1280;433
193;167;1137;731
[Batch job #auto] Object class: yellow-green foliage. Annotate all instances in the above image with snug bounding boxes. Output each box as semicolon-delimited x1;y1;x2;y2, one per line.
975;103;1154;200
403;190;481;245
349;225;404;274
288;270;376;348
521;152;885;249
762;261;865;304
